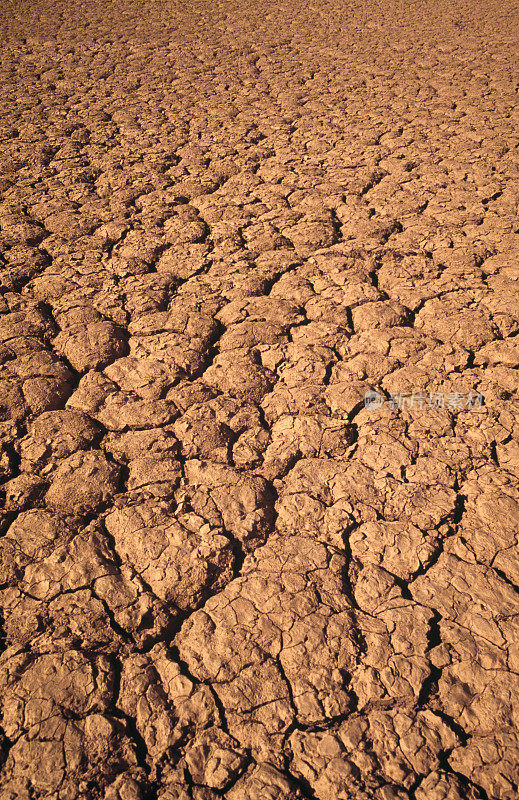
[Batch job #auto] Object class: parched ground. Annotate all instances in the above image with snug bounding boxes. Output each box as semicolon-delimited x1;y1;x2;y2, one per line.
0;0;518;797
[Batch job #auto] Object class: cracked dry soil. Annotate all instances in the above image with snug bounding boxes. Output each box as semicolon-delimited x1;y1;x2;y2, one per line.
0;0;518;797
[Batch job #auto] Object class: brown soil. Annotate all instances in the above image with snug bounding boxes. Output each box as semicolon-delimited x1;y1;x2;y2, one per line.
0;0;518;798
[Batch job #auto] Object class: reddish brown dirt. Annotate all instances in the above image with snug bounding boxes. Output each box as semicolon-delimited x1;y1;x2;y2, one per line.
1;0;518;798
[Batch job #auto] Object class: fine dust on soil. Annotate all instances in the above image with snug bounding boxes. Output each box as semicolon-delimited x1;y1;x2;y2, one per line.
0;0;518;798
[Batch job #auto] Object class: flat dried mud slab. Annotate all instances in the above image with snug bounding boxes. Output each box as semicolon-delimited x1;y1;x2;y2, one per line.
0;0;518;797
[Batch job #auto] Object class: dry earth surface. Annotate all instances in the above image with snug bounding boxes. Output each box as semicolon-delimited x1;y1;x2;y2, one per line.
1;0;519;797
